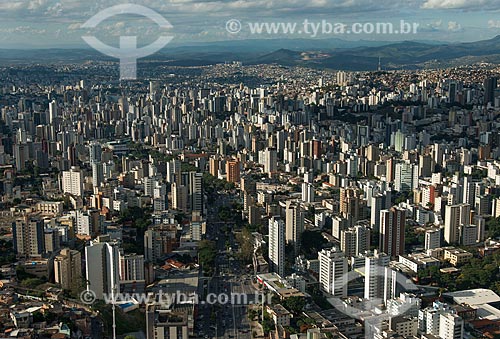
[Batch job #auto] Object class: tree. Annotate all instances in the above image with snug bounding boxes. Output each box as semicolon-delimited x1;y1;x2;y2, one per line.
198;240;217;275
261;310;274;334
301;231;327;259
235;228;254;264
282;296;306;315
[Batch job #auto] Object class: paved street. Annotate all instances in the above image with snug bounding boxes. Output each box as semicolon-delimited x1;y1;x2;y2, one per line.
196;193;257;339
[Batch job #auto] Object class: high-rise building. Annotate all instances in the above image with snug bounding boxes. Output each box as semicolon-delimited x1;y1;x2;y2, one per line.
92;162;104;188
209;157;220;177
439;313;464;339
268;216;285;277
459;224;478;246
341;224;371;258
44;228;60;254
144;224;178;263
13;143;27;171
285;201;304;255
371;193;391;232
484;76;498;106
318;248;348;297
422;185;436;208
419;154;434;177
225;159;240;184
89;142;102;163
172;182;188;212
419;301;448;336
119;252;145;283
54;248;82;292
166;159;181;183
85;235;120;300
48;100;57;124
62;166;84;197
340;187;363;226
380;207;406;257
179;172;203;213
364;250;392;302
146;304;190;339
395;162;418;192
12;216;44;257
301;182;315;203
444;204;470;244
263;147;277;176
425;228;441;250
462;176;476;206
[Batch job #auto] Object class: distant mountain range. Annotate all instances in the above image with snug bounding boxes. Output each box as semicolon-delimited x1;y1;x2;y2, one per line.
1;35;500;70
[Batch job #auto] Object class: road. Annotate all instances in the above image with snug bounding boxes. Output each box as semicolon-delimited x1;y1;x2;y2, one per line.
196;192;257;339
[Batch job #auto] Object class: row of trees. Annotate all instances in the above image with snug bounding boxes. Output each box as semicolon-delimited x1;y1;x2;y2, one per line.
198;240;217;275
418;253;500;295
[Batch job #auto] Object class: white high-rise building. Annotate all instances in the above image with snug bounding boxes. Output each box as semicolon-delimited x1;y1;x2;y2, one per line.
418;301;464;339
92;162;104;188
301;183;315;203
439;313;464;339
85;235;120;300
166;159;181;183
462;176;476;206
425;228;441;250
364;250;392;302
49;100;57;124
318;248;348;297
62;166;84;197
269;216;285;277
444;204;470;244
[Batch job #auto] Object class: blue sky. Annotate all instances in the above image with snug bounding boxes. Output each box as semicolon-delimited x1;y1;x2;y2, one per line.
0;0;500;48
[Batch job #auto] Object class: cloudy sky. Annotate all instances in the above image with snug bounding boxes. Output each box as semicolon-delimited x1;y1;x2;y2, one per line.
0;0;500;48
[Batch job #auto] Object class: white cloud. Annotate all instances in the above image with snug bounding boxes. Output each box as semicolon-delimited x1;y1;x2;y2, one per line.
488;19;500;28
422;0;500;10
447;21;462;31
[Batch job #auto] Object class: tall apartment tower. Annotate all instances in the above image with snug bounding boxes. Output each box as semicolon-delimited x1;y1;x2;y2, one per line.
285;200;304;255
263;147;277;176
444;204;470;244
371;193;391;232
13;216;44;257
364;250;392;303
268;216;285;277
318;248;348;297
62;166;84;197
85;235;120;300
54;248;82;292
394;162;418;192
380;207;406;257
225;159;240;184
341;224;371;258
